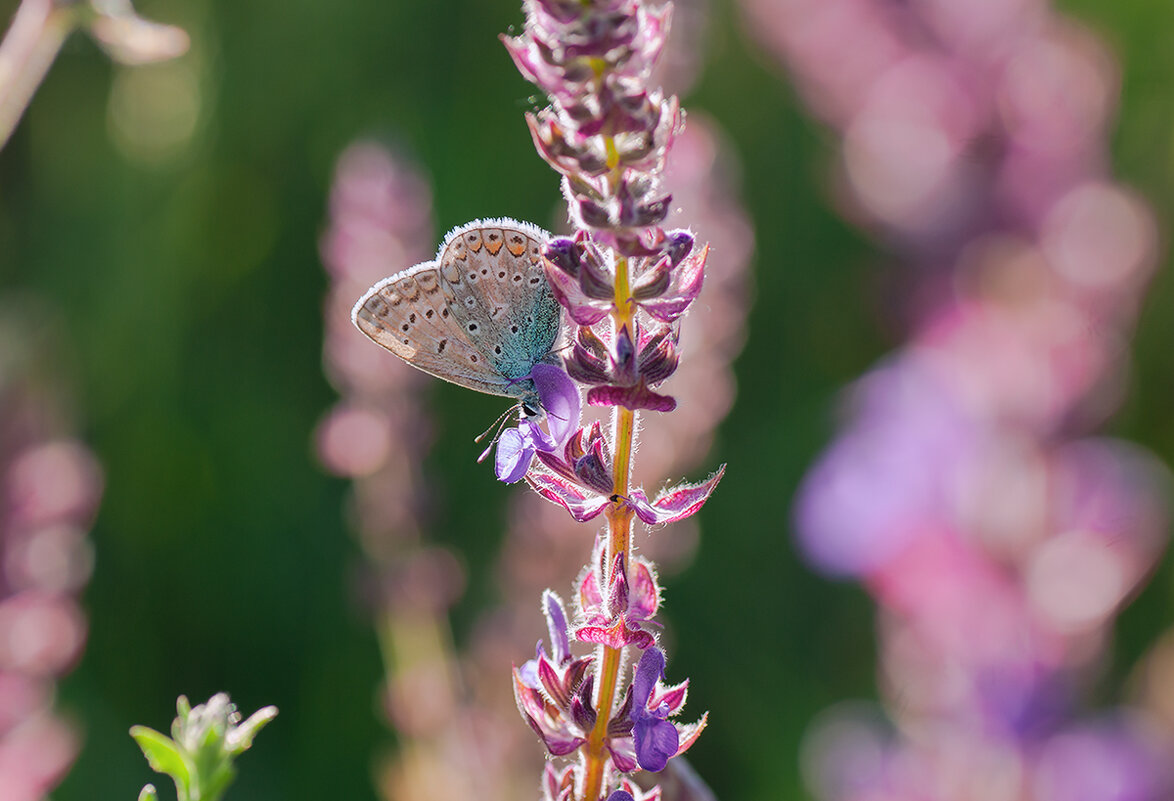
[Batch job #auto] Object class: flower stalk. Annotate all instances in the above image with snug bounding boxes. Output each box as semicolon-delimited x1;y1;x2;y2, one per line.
502;2;721;798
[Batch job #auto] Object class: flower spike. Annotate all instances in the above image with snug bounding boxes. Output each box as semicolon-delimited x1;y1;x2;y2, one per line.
499;1;726;797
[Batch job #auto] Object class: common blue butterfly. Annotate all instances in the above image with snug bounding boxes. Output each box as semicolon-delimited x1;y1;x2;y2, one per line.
352;219;563;412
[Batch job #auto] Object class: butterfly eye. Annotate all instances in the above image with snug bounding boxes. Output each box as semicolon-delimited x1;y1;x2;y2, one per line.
521;401;539;418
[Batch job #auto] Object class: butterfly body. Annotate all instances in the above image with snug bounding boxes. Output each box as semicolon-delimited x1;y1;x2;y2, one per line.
352;219;562;409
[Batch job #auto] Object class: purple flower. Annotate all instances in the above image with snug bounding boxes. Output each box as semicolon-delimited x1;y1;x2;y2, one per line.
629;648;679;772
602;646;707;775
574;546;661;650
527;460;725;525
495;364;582;483
513;591;597;757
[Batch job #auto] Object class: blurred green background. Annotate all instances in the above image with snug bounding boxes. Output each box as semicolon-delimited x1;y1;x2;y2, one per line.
1;0;1173;799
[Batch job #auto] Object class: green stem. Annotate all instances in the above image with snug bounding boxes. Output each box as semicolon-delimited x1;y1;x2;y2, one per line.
580;249;637;801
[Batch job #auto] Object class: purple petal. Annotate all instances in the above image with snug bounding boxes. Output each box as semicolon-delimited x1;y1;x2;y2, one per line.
496;428;535;483
518;664;540;693
632;647;665;706
665;230;695;265
634;717;679;772
532;364;581;448
543;590;571;666
607;793;635;801
537;656;571;708
520;417;557;452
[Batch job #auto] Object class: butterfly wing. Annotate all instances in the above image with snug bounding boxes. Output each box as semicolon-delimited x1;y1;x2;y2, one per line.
437;221;562;382
352;264;524;398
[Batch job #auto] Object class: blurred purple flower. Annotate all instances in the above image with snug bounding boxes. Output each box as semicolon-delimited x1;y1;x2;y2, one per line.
744;0;1174;798
0;309;103;799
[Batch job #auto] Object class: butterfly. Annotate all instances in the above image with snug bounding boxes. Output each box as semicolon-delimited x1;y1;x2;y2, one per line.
352;218;564;414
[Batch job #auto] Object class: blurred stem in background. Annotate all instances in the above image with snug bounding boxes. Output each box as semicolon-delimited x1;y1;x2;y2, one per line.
0;0;188;150
0;305;103;799
742;0;1174;798
318;142;505;799
0;1;186;796
0;2;192;797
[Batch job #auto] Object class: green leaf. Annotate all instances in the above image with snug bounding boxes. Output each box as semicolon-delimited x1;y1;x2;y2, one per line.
138;784;159;801
133;694;276;801
227;706;278;753
129;725;192;790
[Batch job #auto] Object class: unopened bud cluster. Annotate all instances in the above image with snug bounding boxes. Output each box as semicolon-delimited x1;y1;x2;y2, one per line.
504;0;707;416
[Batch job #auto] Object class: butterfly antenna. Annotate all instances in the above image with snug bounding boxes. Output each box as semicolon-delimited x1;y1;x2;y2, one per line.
475;402;523;463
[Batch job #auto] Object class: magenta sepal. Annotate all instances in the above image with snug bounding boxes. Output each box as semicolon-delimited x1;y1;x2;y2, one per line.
652;678;689;713
609;744;640;774
543;259;611;325
578;543;662;635
570;676;597;731
639;245;707;323
537;658;572;708
575;619;656;650
526;111;610;178
542;764;576;801
500;35;572;101
513;666;587;756
629;558;660;621
627;4;671;76
627;465;726;525
610;778;663;801
526;471;611;522
587;383;677;412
